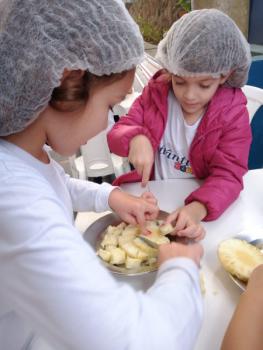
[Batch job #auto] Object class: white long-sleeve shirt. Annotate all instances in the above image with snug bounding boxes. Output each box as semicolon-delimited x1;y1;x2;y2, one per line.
0;139;203;350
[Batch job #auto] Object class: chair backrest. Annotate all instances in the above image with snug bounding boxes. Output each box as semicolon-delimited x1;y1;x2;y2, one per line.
246;56;263;169
134;53;161;92
47;148;79;178
113;90;141;116
80;130;115;178
247;55;263;88
241;85;263;123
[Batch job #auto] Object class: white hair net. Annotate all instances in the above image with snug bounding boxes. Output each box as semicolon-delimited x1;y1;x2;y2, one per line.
156;9;251;88
0;0;144;136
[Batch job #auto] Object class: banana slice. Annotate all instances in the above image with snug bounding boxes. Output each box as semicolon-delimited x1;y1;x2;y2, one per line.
218;239;263;282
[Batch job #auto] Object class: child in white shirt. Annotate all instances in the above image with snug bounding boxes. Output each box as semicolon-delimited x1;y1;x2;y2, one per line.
0;1;203;350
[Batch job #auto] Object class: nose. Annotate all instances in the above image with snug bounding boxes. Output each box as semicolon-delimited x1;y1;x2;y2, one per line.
183;87;196;102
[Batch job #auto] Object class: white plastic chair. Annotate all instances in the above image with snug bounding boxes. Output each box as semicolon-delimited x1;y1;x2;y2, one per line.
134;53;161;93
75;109;131;179
46;147;79;179
113;90;141;115
241;85;263;122
80;130;115;178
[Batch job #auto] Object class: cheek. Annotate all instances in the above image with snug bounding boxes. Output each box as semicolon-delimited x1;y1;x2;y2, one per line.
203;87;218;102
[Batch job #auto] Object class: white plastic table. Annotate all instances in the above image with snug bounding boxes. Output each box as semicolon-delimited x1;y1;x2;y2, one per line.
76;169;263;350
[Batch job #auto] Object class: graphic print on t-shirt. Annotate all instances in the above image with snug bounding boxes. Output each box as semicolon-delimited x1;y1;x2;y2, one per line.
158;145;193;174
154;91;203;180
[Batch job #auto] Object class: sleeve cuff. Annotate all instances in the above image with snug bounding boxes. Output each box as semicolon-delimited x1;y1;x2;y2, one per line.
95;183;118;212
157;257;200;286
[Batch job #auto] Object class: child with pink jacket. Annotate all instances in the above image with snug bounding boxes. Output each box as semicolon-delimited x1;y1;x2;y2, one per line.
108;9;252;238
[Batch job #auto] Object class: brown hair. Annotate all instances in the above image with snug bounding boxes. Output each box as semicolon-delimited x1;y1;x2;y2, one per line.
50;70;128;112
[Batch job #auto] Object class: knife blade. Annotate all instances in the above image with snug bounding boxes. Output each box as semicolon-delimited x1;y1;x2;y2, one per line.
138;235;159;249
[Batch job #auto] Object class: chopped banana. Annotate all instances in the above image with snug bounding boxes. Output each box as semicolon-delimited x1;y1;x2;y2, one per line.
218;238;263;282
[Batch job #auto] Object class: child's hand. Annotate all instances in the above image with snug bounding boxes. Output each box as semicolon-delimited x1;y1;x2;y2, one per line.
128;135;154;187
158;242;203;267
141;190;158;206
108;188;159;226
165;202;207;241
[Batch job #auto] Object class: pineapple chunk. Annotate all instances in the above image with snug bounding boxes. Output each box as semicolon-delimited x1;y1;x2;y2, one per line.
120;242;148;260
160;223;174;235
110;247;126;265
125;256;142;269
145;220;160;235
133;237;158;257
147;234;170;245
218;238;263;282
118;234;134;246
98;249;111;262
119;242;138;258
101;233;118;247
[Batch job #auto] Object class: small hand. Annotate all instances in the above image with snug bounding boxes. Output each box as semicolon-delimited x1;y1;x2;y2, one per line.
108;188;159;227
165;202;207;241
158;241;203;267
128;135;154;187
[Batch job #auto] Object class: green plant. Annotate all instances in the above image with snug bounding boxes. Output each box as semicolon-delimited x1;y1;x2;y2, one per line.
178;0;191;12
135;16;165;44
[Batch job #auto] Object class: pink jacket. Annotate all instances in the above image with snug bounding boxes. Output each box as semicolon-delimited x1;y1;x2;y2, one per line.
107;71;252;221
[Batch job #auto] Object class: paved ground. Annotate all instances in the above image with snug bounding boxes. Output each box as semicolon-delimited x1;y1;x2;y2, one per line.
144;41;157;57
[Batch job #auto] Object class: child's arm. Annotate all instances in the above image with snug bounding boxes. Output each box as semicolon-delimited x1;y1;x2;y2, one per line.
186;103;252;221
221;265;263;350
64;175;159;226
128;134;154;186
1;175;204;350
108;188;159;225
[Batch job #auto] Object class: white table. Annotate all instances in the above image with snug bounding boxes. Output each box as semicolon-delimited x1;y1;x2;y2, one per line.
76;169;263;350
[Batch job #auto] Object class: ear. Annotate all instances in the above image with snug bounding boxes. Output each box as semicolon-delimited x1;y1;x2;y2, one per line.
220;71;232;85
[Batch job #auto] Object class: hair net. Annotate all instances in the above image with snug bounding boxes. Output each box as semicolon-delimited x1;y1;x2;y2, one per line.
0;0;144;136
156;9;251;88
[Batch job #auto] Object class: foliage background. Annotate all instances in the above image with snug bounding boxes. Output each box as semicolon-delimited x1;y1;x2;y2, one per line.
128;0;190;44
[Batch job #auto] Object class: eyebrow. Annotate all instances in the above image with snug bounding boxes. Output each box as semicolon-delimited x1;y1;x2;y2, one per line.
174;76;214;83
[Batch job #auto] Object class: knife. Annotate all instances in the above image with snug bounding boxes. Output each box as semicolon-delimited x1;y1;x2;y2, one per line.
138;235;159;249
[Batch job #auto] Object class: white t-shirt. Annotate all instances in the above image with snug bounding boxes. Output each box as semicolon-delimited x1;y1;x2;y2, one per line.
155;91;203;180
0;139;203;350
